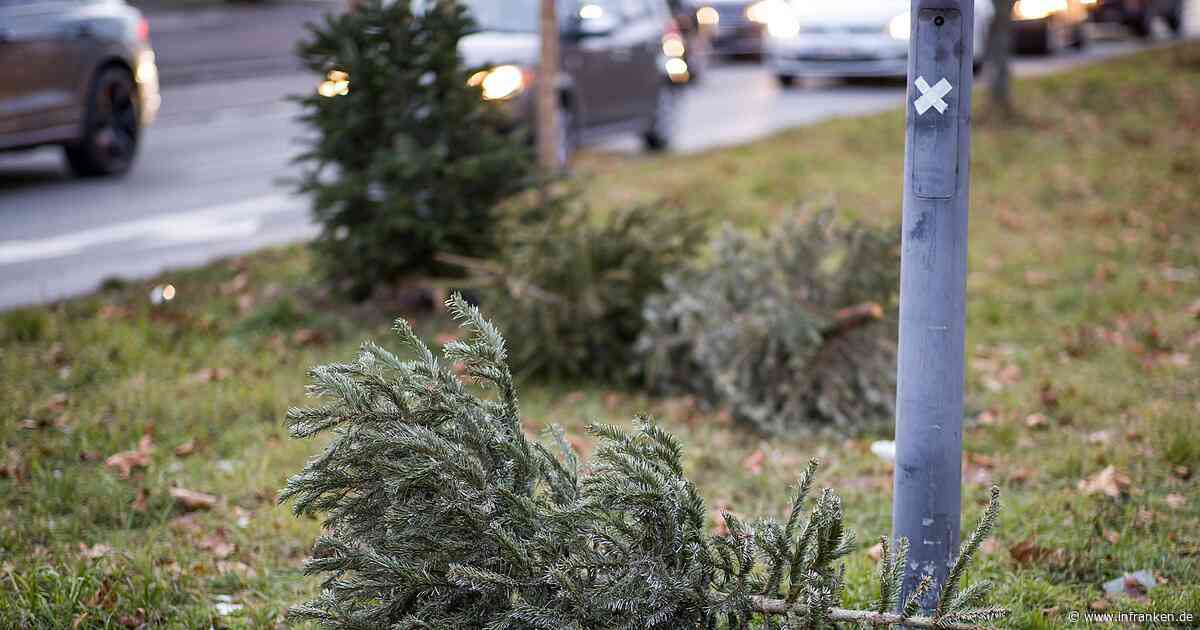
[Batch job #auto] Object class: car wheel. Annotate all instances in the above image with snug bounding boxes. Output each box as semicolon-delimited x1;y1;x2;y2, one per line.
1127;9;1154;38
1038;19;1064;55
64;66;140;177
553;105;576;170
776;74;797;87
1071;23;1088;49
643;84;678;152
1164;1;1184;36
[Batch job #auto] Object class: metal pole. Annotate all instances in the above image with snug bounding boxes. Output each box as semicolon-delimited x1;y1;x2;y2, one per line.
536;0;561;172
891;0;974;613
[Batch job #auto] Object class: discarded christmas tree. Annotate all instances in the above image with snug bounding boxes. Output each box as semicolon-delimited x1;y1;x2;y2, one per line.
281;295;1007;628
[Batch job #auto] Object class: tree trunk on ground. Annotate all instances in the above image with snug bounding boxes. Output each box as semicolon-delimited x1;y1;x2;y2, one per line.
987;0;1015;116
537;0;561;174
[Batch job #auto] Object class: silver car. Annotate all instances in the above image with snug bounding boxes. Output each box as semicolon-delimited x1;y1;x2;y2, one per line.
764;0;993;83
0;0;160;176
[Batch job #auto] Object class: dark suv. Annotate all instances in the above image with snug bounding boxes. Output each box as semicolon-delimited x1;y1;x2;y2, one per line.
454;0;679;162
0;0;159;176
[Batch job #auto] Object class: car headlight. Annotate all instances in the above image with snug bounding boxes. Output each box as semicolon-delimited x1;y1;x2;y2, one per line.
1013;0;1067;20
696;6;719;25
887;11;910;40
767;10;801;38
468;65;526;101
318;70;350;97
746;0;784;24
662;33;686;58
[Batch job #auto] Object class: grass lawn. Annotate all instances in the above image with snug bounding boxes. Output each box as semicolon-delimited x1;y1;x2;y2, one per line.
2;44;1198;628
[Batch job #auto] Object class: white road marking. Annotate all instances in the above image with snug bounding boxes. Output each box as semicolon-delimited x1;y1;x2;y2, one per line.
914;76;952;115
0;193;300;266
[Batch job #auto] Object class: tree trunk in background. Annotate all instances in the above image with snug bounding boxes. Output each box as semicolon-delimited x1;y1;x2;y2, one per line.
537;0;561;173
987;0;1015;116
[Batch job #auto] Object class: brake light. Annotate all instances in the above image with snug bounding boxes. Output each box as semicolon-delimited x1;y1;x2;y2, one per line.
664;17;681;38
136;17;150;42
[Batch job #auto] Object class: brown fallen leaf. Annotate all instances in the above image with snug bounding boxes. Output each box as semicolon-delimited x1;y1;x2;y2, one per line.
130;488;150;512
741;449;766;475
1039;381;1059;410
1006;466;1036;485
79;543;112;559
1;449;25;482
1166;494;1187;510
291;328;328;347
187;368;230;384
1024;413;1049;430
170;487;218;511
1077;466;1131;498
199;530;235;559
105;434;155;479
1009;536;1067;568
216;560;255;577
967;452;997;468
174;440;196;458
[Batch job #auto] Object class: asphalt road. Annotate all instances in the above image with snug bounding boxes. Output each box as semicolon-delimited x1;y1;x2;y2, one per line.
0;7;1196;310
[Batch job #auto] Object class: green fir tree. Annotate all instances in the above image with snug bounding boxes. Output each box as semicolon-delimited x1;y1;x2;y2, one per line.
294;0;533;300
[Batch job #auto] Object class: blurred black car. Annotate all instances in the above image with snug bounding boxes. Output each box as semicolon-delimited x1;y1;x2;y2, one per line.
397;0;679;165
0;0;159;176
689;0;772;56
1087;0;1185;37
1011;0;1090;54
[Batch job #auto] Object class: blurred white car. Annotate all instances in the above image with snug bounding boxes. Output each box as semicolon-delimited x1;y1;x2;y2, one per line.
764;0;993;84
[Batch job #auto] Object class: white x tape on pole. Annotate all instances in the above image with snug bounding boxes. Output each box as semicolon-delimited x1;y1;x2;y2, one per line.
913;76;952;115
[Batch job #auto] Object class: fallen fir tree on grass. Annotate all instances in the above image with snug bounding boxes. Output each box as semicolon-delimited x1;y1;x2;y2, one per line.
280;295;1007;629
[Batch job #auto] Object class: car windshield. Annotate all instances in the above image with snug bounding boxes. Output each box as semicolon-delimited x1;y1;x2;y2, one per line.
412;0;540;33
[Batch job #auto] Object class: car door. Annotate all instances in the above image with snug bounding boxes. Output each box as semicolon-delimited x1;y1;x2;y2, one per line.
561;0;630;128
0;0;86;141
614;0;665;123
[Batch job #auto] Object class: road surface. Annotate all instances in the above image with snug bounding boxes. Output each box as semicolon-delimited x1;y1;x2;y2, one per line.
0;6;1196;310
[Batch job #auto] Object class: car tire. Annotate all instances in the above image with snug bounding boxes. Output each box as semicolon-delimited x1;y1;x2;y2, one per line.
1164;1;1184;36
1071;23;1088;49
64;66;140;177
553;104;576;170
1037;19;1064;55
643;84;678;152
1127;9;1154;38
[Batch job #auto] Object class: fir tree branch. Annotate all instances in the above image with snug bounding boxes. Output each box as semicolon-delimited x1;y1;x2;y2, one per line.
749;596;1000;629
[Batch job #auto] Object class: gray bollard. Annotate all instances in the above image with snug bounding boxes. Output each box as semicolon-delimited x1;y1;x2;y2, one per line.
891;0;975;613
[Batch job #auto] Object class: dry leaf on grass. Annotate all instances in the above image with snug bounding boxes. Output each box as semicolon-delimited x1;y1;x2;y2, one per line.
199;530;235;559
130;488;150;512
105;435;155;479
741;449;766;475
1024;413;1049;430
174;440;196;457
1009;536;1067;568
79;543;112;559
170;487;218;511
1077;466;1131;498
188;368;230;384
